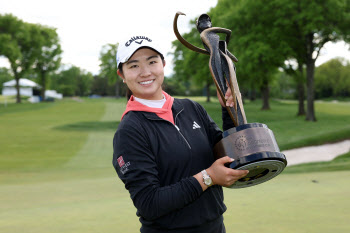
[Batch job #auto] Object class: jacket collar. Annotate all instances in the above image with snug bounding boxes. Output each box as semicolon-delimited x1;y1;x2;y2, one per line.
141;98;184;122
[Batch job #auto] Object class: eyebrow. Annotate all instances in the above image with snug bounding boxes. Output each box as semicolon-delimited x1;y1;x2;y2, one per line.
126;55;160;65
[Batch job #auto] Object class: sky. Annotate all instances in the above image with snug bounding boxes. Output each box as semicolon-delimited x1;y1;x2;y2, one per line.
1;0;349;77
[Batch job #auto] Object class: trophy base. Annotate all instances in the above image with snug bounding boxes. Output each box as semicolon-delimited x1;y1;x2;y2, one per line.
227;152;286;188
214;123;287;189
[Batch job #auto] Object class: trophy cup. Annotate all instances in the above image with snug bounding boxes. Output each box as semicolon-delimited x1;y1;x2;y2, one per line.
174;12;287;188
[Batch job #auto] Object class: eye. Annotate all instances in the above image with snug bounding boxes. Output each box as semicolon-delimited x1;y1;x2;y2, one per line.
129;64;138;69
149;60;157;65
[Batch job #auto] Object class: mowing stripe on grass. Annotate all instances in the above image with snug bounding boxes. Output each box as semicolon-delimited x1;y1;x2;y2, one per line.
63;101;121;170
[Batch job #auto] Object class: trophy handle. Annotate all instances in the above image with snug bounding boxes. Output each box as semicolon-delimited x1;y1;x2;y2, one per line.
173;12;210;55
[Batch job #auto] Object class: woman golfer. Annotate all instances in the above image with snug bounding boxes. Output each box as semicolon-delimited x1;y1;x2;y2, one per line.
112;35;248;233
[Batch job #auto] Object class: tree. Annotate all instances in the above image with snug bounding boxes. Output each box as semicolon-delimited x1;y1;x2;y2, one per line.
211;0;350;117
90;75;116;96
0;14;63;102
172;1;290;108
270;70;296;100
315;58;350;98
75;71;93;96
283;60;306;115
0;67;12;93
50;65;92;96
162;76;188;96
99;43;122;98
33;25;62;100
50;66;79;96
212;0;289;110
0;14;30;103
0;14;39;103
272;0;350;121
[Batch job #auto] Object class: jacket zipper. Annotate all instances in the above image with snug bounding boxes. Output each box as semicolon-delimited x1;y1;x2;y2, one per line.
173;109;192;149
150;109;192;149
173;124;192;149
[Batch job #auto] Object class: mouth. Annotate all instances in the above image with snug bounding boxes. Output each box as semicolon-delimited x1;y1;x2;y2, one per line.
139;79;155;85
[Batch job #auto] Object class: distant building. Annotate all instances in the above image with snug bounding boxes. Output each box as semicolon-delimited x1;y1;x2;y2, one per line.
2;78;63;102
44;90;63;99
2;78;40;97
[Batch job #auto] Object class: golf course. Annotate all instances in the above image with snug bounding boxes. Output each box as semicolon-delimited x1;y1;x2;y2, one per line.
1;97;349;233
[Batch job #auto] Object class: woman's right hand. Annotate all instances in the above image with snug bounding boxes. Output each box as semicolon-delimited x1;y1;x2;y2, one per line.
206;156;249;187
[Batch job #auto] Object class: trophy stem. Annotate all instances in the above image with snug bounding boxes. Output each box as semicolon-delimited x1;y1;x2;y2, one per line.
208;47;247;126
222;50;247;126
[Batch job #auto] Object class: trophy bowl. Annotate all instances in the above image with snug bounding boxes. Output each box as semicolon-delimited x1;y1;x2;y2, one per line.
214;123;287;188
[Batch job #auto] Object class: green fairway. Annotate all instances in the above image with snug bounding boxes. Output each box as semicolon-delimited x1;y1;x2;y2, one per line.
1;97;349;233
1;169;349;233
200;98;350;150
224;171;350;233
284;151;350;174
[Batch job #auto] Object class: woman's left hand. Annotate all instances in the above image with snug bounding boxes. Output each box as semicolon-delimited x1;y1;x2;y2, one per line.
217;88;235;108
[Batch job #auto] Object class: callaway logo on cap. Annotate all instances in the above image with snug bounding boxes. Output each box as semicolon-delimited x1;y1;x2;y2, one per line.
116;35;164;67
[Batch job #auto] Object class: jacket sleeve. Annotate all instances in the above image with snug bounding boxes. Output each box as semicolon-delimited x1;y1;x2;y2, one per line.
221;106;235;131
112;124;203;221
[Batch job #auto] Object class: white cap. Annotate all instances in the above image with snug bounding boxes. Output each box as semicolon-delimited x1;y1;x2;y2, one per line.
116;35;164;67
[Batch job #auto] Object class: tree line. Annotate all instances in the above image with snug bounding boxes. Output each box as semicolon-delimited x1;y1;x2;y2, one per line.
0;14;61;103
1;0;350;122
1;56;349;101
0;14;115;101
171;0;350;121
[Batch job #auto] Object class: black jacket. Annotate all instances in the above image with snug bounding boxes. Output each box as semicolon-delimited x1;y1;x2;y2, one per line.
113;98;231;232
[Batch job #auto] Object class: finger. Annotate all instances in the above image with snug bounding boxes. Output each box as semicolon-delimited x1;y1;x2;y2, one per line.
217;156;234;165
225;88;232;99
226;99;234;107
238;173;249;180
226;178;240;187
229;169;249;176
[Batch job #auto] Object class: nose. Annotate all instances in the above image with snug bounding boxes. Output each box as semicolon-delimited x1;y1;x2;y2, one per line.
140;65;151;77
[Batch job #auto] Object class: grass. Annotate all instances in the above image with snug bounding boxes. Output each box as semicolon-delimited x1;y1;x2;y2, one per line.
0;98;112;172
0;96;349;233
0;95;30;105
199;97;350;150
284;151;350;174
1;169;349;233
223;170;350;233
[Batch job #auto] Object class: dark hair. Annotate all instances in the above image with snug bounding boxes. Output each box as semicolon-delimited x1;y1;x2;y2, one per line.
118;50;165;100
117;66;133;100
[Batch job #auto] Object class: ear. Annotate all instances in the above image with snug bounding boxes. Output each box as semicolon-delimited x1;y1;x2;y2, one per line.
117;69;125;82
163;60;166;67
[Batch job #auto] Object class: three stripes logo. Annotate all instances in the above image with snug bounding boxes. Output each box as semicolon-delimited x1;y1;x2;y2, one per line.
192;121;201;129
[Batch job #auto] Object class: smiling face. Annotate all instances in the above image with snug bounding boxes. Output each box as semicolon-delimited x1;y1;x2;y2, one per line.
118;48;165;100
